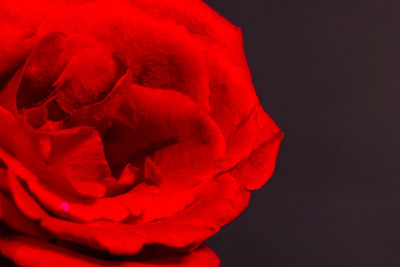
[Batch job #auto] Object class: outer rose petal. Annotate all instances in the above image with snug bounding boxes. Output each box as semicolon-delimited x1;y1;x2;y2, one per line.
0;193;49;239
128;0;257;135
127;0;283;188
128;173;250;247
231;107;284;190
0;235;220;267
39;173;249;254
8;170;47;221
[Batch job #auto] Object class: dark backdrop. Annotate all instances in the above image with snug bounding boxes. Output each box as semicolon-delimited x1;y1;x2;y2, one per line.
204;0;399;266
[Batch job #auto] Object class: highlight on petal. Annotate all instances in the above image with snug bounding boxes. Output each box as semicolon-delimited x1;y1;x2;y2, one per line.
58;202;69;212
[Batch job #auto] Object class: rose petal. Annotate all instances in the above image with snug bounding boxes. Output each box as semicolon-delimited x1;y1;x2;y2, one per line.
104;84;225;186
0;21;32;91
0;3;281;267
122;0;283;189
0;63;26;114
223;105;259;167
35;1;210;109
0;140;175;226
128;0;255;132
0;0;63;88
39;173;249;254
0;193;49;239
0;147;129;223
0;107;51;173
8;170;46;220
207;52;258;140
0;107;112;198
99;83;226;222
0;235;220;267
137;179;210;223
52;47;123;113
0;107;18;150
14;30;126;111
41;217;147;255
63;68;132;134
102;164;139;197
230;108;284;190
130;0;243;52
46;127;111;183
16;32;72;109
129;173;250;247
144;158;163;186
0;169;9;194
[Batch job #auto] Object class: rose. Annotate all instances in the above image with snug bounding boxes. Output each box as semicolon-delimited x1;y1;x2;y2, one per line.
0;0;283;266
0;0;284;265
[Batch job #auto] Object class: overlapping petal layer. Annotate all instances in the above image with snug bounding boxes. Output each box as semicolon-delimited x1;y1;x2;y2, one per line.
0;0;282;266
0;235;220;267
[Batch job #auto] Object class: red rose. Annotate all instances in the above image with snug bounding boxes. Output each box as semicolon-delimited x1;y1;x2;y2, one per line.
0;0;283;266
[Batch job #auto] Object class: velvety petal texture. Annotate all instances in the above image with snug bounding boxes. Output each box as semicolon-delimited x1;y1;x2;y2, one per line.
0;235;220;267
0;0;282;266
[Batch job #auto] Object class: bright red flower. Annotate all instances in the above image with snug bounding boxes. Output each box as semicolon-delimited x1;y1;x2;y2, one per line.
0;0;283;265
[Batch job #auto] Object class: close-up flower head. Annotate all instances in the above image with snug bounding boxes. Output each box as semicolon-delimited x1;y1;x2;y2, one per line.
0;0;282;265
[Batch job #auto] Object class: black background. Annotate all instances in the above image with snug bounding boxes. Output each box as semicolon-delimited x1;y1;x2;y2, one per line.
204;0;399;266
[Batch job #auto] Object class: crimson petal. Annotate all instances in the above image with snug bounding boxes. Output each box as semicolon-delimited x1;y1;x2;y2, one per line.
0;235;220;267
